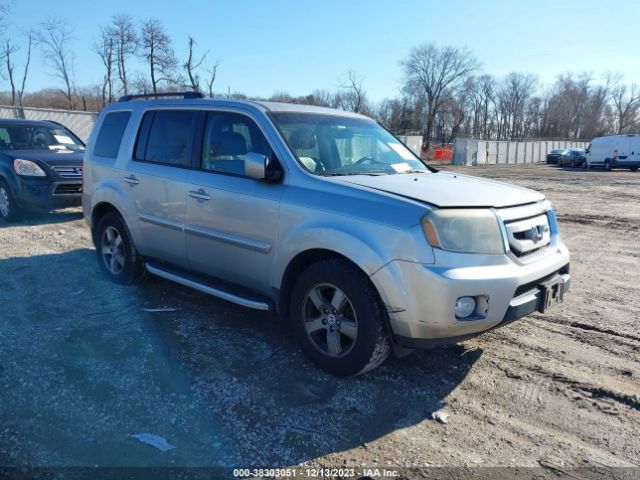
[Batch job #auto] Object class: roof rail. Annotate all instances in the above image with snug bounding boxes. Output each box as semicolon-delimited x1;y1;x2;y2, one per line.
118;91;205;102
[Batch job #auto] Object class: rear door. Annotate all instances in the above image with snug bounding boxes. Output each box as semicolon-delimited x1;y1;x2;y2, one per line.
123;109;198;268
630;137;640;165
184;110;283;295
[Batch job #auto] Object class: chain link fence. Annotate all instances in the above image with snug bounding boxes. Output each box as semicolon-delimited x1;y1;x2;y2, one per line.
0;105;97;142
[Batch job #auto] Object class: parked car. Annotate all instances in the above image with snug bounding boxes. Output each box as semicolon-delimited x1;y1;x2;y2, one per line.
83;92;571;376
585;134;640;171
546;149;564;164
557;148;586;168
0;119;85;221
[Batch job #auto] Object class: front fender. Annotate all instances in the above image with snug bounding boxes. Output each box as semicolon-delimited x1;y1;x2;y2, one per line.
271;213;434;289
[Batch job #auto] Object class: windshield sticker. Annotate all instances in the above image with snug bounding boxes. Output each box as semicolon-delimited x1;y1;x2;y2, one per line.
390;162;412;173
388;142;416;160
54;134;74;144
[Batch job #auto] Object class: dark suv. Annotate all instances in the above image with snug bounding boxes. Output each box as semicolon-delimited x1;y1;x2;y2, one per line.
0;119;85;221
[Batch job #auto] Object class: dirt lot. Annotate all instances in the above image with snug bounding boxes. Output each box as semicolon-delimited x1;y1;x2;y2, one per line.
1;163;639;478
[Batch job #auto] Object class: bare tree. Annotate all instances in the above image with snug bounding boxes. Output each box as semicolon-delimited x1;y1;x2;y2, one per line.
183;36;208;92
17;34;32;110
92;26;115;106
496;73;537;139
402;44;480;152
338;70;366;113
111;14;137;96
2;40;18;105
35;19;76;110
610;81;640;134
139;18;177;94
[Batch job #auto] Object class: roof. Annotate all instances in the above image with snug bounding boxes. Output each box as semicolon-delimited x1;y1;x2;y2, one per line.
0;118;59;125
109;96;369;119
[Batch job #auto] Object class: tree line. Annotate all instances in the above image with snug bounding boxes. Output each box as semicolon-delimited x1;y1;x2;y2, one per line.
0;8;638;149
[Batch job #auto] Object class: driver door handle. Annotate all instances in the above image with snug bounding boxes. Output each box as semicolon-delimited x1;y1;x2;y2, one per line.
188;189;211;201
123;175;140;185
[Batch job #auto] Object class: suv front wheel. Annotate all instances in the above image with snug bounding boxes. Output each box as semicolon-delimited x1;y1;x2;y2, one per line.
0;180;23;222
95;212;145;284
290;259;390;376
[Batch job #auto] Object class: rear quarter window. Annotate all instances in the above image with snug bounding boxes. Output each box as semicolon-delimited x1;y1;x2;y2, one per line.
93;111;132;159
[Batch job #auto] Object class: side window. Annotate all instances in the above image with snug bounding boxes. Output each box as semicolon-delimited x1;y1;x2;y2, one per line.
282;126;319;172
0;127;10;148
136;110;197;167
94;111;132;159
201;112;271;176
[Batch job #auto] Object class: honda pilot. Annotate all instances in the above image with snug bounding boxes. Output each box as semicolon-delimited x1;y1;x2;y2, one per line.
83;92;570;376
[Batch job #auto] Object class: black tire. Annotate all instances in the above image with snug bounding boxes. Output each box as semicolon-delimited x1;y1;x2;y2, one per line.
290;259;390;376
604;159;612;171
0;179;23;222
631;166;638;172
582;161;588;169
94;211;145;284
571;160;577;168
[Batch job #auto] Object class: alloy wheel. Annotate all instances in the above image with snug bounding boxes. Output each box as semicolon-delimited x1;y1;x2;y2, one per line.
302;282;358;357
0;186;9;218
101;226;125;275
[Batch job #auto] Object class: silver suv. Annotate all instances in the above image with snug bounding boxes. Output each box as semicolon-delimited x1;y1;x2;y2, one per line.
83;92;570;376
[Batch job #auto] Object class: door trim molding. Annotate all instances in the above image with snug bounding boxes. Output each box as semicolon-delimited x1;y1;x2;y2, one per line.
184;223;272;254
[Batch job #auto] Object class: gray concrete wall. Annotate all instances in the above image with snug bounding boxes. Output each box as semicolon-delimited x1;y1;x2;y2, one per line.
397;135;422;156
0;105;97;142
453;138;588;166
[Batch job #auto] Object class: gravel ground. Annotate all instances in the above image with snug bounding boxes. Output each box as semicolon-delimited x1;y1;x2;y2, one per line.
0;163;639;479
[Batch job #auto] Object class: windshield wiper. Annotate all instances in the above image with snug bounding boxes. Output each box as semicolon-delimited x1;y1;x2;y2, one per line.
320;171;388;177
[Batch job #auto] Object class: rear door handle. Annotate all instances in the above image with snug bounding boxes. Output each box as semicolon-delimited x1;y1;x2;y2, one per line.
188;189;211;201
123;175;140;185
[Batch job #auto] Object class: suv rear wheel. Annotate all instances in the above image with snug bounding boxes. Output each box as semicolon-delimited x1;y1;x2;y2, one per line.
290;259;390;376
95;212;145;284
0;180;23;222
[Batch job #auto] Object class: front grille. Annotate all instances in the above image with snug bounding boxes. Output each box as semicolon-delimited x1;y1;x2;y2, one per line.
53;166;83;179
513;264;570;297
54;184;82;195
504;213;551;256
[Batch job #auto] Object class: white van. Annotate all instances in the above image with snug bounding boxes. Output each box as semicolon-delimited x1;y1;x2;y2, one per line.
585;134;640;171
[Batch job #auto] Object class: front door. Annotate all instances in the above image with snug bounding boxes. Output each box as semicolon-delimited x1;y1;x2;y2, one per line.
185;111;282;295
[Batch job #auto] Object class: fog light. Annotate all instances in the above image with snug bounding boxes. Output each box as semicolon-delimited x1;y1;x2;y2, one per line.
455;296;476;319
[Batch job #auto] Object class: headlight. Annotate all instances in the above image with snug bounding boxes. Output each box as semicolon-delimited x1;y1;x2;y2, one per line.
422;209;505;254
14;159;46;177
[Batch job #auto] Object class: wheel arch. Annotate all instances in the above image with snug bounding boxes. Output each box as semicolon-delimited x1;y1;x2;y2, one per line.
277;248;379;320
90;201;127;245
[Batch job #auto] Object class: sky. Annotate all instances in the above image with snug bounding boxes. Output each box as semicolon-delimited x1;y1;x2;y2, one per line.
4;0;640;102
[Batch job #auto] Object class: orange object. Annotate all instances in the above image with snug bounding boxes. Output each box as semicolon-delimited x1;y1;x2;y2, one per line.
434;149;453;161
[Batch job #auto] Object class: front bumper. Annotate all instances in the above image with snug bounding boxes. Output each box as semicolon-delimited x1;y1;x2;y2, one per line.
370;242;571;348
13;176;82;210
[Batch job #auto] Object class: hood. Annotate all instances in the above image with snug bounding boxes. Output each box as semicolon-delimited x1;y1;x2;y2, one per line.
1;149;83;167
329;171;545;208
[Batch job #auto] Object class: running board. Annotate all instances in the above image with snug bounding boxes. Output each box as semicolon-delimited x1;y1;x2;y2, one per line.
145;262;272;311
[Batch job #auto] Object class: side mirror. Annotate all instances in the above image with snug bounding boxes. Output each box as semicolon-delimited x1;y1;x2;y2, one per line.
244;152;268;180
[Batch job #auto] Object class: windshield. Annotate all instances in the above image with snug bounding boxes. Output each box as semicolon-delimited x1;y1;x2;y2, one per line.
271;112;428;175
0;123;85;152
